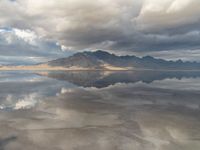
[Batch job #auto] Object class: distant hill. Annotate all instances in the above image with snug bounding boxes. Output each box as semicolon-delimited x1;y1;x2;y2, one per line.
47;50;200;70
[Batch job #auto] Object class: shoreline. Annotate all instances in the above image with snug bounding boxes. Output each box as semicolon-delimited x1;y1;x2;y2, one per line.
1;66;200;72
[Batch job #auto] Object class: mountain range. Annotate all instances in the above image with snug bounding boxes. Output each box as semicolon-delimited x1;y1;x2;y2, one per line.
0;50;200;71
46;50;200;70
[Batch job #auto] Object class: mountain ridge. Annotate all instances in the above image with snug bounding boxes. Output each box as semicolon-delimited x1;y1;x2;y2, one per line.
46;50;200;70
0;50;200;71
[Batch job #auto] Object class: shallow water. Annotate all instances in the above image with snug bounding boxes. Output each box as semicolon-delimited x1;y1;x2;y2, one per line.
0;70;200;150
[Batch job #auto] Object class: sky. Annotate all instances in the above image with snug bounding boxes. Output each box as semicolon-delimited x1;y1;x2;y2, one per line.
0;0;200;64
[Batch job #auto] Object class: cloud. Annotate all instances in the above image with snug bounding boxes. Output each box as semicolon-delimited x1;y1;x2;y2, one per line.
0;0;200;62
0;28;72;64
0;28;39;48
13;29;37;45
136;0;200;32
1;0;141;50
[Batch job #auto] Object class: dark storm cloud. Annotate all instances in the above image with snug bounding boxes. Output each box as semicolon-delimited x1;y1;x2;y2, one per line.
0;0;200;61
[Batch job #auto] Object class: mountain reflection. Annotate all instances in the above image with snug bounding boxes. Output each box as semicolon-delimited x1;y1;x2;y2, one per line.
38;70;200;88
0;71;200;150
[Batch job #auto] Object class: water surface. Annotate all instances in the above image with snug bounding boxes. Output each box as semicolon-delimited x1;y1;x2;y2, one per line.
0;70;200;150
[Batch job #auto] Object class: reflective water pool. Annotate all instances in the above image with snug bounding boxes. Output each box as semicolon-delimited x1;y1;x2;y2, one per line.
0;70;200;150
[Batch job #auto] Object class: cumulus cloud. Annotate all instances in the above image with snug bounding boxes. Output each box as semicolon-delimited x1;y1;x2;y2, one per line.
13;29;37;45
0;28;72;64
136;0;200;32
1;0;141;52
0;0;200;62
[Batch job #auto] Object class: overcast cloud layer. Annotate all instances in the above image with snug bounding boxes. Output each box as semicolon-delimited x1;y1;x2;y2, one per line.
0;0;200;64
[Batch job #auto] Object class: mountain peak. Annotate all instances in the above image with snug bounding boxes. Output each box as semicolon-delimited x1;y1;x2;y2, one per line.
142;56;154;60
93;50;111;55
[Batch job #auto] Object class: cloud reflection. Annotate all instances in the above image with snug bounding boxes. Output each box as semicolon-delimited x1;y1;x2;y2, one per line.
0;71;200;150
